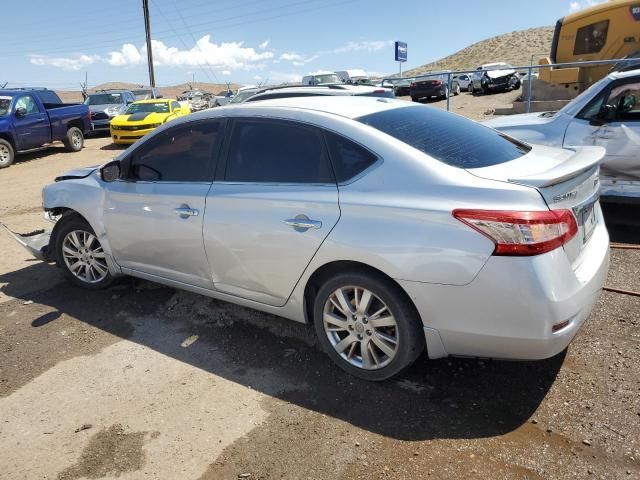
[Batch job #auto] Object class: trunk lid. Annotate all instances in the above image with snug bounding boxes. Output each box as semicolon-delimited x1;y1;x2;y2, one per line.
468;145;605;265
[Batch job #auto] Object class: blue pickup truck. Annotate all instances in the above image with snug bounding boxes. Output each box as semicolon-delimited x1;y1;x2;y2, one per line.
0;88;91;168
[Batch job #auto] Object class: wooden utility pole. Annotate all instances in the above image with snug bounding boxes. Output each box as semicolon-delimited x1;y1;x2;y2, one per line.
143;0;156;87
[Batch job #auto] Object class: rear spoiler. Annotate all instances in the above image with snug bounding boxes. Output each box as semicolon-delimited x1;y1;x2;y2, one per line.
508;146;605;188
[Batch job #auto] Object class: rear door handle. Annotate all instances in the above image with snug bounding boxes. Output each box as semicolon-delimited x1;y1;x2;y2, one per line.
284;215;322;232
174;207;199;218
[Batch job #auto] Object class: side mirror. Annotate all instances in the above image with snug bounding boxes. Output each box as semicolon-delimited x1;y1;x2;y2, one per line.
591;104;616;125
100;160;121;182
15;107;27;118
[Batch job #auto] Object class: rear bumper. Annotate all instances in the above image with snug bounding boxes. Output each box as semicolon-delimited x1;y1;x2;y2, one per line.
399;219;610;360
411;87;444;98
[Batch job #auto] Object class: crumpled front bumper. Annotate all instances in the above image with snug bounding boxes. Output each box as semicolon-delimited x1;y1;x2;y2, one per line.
0;223;52;262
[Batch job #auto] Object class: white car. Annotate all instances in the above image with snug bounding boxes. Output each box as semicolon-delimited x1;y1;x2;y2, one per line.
485;69;640;201
2;97;609;381
456;74;473;91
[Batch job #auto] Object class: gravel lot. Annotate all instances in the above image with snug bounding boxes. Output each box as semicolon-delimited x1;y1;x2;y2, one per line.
0;95;639;480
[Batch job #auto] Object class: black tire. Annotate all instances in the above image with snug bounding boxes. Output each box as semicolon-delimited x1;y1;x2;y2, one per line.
411;96;419;102
313;270;425;381
54;215;114;290
63;126;84;152
0;139;15;168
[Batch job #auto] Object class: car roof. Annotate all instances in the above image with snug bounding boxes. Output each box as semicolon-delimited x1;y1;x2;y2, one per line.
225;95;412;119
609;68;640;80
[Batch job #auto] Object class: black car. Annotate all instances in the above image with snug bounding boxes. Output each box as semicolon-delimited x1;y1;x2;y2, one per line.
381;78;413;97
410;72;460;102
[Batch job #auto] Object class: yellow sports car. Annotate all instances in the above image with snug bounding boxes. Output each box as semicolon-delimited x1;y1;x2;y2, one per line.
110;99;190;144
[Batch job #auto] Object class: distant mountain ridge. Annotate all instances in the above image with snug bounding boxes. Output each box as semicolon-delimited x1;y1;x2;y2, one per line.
403;26;554;76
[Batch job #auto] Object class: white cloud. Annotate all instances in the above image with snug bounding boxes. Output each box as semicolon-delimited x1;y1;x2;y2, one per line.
267;71;301;84
280;52;318;66
108;43;143;67
222;70;231;75
107;36;273;71
569;0;606;12
29;54;99;71
259;40;270;49
329;40;393;54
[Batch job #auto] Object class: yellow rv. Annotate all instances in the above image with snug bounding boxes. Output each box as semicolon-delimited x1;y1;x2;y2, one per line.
540;0;640;88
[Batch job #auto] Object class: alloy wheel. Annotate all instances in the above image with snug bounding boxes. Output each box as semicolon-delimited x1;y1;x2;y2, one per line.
0;144;10;162
62;230;109;284
323;286;399;370
71;131;82;149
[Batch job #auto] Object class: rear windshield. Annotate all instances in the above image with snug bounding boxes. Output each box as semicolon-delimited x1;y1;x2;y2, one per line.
357;105;531;169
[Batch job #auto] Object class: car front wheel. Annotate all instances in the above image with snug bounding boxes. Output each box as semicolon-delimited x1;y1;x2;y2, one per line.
55;216;113;289
313;271;424;381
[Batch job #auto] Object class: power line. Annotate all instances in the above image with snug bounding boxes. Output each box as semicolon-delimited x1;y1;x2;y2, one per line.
7;0;358;59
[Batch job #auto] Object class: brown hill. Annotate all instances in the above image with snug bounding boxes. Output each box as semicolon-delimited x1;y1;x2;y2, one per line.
56;81;240;103
403;26;554;77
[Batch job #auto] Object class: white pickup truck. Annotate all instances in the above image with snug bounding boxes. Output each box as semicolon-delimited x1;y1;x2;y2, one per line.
485;69;640;202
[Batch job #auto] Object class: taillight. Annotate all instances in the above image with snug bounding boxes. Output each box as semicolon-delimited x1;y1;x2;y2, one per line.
433;80;442;86
410;82;416;87
452;209;578;256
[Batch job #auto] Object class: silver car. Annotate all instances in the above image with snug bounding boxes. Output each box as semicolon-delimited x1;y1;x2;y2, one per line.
7;97;610;381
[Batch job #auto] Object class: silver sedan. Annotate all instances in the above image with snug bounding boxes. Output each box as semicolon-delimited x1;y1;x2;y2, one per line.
10;97;610;381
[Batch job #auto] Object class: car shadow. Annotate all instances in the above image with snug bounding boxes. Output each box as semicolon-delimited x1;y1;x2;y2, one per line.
0;263;563;442
99;143;128;151
10;146;68;167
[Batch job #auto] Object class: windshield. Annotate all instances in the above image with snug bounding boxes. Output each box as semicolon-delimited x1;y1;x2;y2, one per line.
0;96;12;117
125;102;170;114
132;89;152;99
357;105;531;169
85;93;122;105
231;90;258;103
558;75;611;116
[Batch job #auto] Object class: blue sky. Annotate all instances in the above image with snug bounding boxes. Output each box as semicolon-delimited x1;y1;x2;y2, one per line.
4;0;604;89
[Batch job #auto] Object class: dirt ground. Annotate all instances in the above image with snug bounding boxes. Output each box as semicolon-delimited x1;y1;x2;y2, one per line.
0;95;639;480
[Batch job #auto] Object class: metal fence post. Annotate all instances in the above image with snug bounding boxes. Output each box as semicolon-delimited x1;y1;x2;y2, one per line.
526;65;533;113
447;72;451;112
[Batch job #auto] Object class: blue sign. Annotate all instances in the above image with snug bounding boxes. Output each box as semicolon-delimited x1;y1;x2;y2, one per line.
395;41;407;62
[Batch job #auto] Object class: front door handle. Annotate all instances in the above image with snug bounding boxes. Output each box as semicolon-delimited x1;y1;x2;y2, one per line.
174;206;199;218
284;215;322;232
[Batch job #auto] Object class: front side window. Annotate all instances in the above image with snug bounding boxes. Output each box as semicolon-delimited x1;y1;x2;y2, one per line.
15;96;38;115
357;105;531;169
224;119;334;183
574;20;609;55
128;121;221;182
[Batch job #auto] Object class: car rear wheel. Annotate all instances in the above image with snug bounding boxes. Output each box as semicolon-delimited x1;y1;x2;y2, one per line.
454;84;461;95
55;216;113;289
63;127;84;152
0;139;15;168
313;271;424;381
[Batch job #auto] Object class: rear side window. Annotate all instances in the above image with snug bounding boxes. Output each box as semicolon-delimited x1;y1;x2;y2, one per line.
357;105;531;169
326;133;378;182
224;119;334;183
128;121;221;182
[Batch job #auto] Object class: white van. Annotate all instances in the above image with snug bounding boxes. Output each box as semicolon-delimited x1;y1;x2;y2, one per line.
301;72;340;85
335;69;369;84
